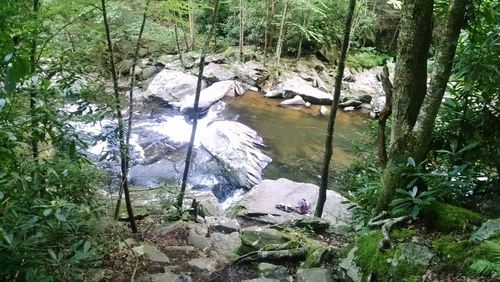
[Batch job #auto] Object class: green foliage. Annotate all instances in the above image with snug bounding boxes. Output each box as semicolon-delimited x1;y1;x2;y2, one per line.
390;228;417;242
469;241;500;279
389;184;439;219
422;202;483;233
346;47;390;69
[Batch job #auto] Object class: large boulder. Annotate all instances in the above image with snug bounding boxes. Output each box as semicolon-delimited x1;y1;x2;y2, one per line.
202;63;237;82
201;121;272;189
146;70;207;103
280;77;333;105
180;80;247;116
296;268;333;282
234;178;351;225
240;226;287;250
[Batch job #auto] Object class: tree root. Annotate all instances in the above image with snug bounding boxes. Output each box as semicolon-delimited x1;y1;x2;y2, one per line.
368;212;409;251
234;247;308;264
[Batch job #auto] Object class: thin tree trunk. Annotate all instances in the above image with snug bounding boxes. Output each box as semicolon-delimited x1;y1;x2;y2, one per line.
174;22;186;68
30;0;40;159
183;27;190;50
114;0;150;221
239;0;244;62
263;0;270;66
412;0;467;162
188;0;196;51
275;0;289;64
315;0;356;218
101;0;138;233
378;64;393;167
376;0;434;211
297;13;307;59
177;0;220;209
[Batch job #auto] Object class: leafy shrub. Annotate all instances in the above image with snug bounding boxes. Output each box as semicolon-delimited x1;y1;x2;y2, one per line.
346;48;390;69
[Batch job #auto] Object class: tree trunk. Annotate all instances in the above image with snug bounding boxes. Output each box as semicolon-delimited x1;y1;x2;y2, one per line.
376;0;434;211
174;22;186;67
101;0;137;233
378;64;393;168
263;0;270;66
239;0;244;62
412;0;467;162
297;13;307;59
315;0;356;218
114;0;150;222
177;0;220;209
275;0;289;64
30;0;40;159
188;0;196;51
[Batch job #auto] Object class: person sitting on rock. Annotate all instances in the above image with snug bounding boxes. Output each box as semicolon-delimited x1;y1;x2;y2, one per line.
295;199;310;214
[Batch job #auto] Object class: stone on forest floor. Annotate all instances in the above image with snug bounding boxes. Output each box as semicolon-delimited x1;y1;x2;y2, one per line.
242;278;281;282
392;243;434;270
206;216;241;233
187;223;212;251
470;219;500;242
240;226;288;250
296;268;333;282
339;247;363;282
258;263;289;280
133;244;170;263
187;257;218;273
209;232;242;263
137;271;190;282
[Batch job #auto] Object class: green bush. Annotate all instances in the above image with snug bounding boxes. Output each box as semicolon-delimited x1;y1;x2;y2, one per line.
422;202;483;233
346;48;390;70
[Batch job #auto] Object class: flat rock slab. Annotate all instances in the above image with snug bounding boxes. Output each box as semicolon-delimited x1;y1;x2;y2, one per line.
235;178;351;225
296;268;333;282
133;244;170;263
188;257;217;273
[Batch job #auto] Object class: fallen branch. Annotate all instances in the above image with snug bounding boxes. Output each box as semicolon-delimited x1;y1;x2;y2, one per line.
369;212;409;251
235;247;308;264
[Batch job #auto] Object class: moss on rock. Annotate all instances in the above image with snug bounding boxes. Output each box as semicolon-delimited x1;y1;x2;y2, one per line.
422;202;483;233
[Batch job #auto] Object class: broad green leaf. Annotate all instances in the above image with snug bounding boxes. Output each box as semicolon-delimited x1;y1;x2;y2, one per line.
55;212;66;222
3;233;13;246
83;240;91;254
411;206;420;219
48;248;57;261
410;186;418;198
0;191;4;200
43;209;52;216
407;157;416;167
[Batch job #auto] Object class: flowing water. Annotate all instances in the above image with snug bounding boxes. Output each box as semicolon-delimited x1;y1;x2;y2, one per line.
224;91;368;186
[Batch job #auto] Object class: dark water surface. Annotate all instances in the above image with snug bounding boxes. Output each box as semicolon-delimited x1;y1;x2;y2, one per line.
224;91;368;186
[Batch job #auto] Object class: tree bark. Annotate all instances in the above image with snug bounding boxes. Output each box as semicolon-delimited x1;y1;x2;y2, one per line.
412;0;467;162
174;22;186;67
30;0;40;159
315;0;356;218
239;0;244;62
263;0;270;66
376;0;434;211
101;0;137;233
114;0;150;221
378;64;393;167
297;12;307;59
188;0;196;51
275;0;289;64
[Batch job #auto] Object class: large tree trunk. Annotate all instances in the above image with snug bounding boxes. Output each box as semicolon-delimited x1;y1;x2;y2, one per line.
239;0;244;62
114;0;150;221
412;0;467;162
315;0;356;218
376;0;434;211
275;0;289;64
101;0;138;233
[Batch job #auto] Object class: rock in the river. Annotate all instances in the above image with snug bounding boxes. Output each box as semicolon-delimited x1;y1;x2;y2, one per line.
139;65;161;81
370;96;386;113
313;75;330;92
264;90;284;98
343;106;355;112
201;121;272;189
296;268;333;282
280;76;333;105
146;70;207;103
281;95;306;106
320;105;330;116
202;63;236;82
235;178;351;225
180;80;240;116
339;99;362;108
232;61;269;86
